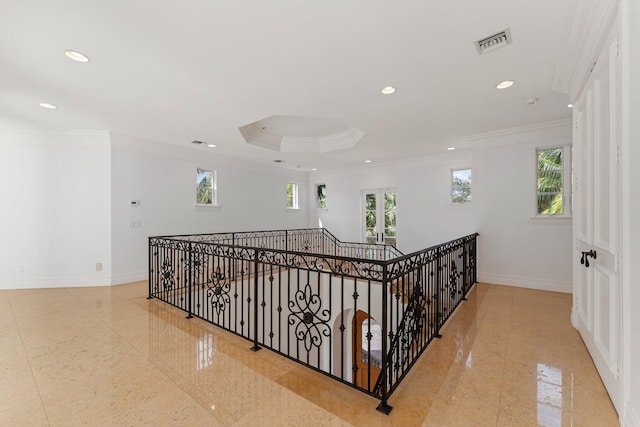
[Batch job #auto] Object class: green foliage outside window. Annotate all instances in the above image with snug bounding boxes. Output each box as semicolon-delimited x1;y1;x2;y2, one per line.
316;184;327;208
452;169;472;203
196;169;215;204
286;182;298;208
537;148;563;215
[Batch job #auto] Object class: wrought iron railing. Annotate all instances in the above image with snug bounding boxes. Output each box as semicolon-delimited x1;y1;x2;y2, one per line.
163;228;403;261
148;229;477;413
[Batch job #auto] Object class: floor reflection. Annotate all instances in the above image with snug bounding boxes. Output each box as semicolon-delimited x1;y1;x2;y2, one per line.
537;363;565;426
0;281;620;426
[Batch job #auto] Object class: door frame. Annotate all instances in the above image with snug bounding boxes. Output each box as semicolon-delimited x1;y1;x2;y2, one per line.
571;28;623;414
360;188;398;246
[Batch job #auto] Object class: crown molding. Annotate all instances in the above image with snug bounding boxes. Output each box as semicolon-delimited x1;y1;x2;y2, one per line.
0;129;110;146
465;119;572;149
109;131;308;180
552;0;618;100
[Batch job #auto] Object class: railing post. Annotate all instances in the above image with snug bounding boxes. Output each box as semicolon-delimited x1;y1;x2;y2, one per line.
250;248;261;352
472;235;478;284
147;237;153;299
461;242;468;301
434;246;443;338
186;242;193;318
376;263;393;414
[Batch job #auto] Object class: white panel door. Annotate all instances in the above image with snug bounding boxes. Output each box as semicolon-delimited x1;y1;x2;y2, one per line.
573;32;621;414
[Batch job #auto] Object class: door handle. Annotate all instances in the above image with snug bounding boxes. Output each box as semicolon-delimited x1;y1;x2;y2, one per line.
580;250;597;267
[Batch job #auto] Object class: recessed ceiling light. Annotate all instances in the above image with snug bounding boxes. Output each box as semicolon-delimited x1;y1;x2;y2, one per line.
207;144;217;148
311;168;318;171
365;160;372;163
447;147;456;151
64;50;90;63
273;159;284;163
381;86;396;95
567;103;574;108
191;140;204;145
38;102;57;109
496;80;514;89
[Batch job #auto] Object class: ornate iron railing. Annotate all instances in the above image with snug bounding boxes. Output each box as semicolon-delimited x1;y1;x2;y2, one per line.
148;229;477;414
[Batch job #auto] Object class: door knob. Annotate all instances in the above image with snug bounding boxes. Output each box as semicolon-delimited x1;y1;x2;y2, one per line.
580;250;597;267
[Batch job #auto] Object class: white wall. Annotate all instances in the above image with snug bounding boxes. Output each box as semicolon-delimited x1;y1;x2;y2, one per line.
0;131;111;288
110;133;310;284
308;152;474;254
310;122;574;293
471;123;573;293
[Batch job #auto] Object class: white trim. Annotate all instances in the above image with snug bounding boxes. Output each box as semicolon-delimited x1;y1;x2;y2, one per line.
311;150;472;178
529;216;573;224
620;0;637;422
111;272;147;286
477;273;572;293
109;131;308;180
446;203;472;212
553;0;619;100
466;119;572;149
0;129;110;146
194;204;222;210
0;275;111;290
624;405;640;427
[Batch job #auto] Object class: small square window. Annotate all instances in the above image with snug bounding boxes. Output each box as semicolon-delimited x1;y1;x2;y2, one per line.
286;182;298;209
196;168;217;205
451;169;472;204
316;184;327;209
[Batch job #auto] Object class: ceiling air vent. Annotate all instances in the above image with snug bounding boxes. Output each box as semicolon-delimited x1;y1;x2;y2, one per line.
475;28;512;54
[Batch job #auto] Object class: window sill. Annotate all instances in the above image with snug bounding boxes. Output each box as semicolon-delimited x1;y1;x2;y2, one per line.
316;208;328;213
529;215;572;224
285;207;300;212
194;204;222;210
447;203;472;211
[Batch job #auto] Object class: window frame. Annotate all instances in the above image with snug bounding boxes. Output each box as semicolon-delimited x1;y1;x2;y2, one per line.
316;183;327;209
534;145;572;218
286;181;299;209
451;168;472;204
195;168;217;207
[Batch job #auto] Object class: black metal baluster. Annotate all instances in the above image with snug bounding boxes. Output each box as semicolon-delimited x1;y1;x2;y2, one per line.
377;263;392;414
251;248;261;352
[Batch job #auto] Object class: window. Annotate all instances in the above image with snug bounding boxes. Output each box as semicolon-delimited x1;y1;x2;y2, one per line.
196;168;217;205
536;147;567;216
316;184;327;209
286;182;298;209
451;169;472;203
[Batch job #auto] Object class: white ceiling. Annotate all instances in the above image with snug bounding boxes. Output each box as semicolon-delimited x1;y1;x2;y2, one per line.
0;0;573;171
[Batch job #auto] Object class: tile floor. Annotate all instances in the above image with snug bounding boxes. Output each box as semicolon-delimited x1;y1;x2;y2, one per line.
0;282;619;426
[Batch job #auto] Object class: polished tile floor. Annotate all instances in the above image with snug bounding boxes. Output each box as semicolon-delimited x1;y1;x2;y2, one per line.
1;282;619;426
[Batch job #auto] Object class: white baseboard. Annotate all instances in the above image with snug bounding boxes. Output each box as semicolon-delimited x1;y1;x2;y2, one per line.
0;275;111;290
477;273;572;294
0;271;148;289
110;271;147;285
625;405;640;427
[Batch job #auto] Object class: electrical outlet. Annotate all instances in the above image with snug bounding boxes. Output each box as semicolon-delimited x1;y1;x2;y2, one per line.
96;263;103;272
128;220;141;228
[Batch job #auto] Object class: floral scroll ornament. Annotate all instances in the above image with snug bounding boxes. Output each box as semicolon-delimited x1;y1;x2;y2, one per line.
160;259;176;290
288;283;331;352
206;266;231;316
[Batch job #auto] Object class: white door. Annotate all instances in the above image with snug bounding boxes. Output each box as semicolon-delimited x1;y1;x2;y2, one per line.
572;31;622;413
362;189;397;247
